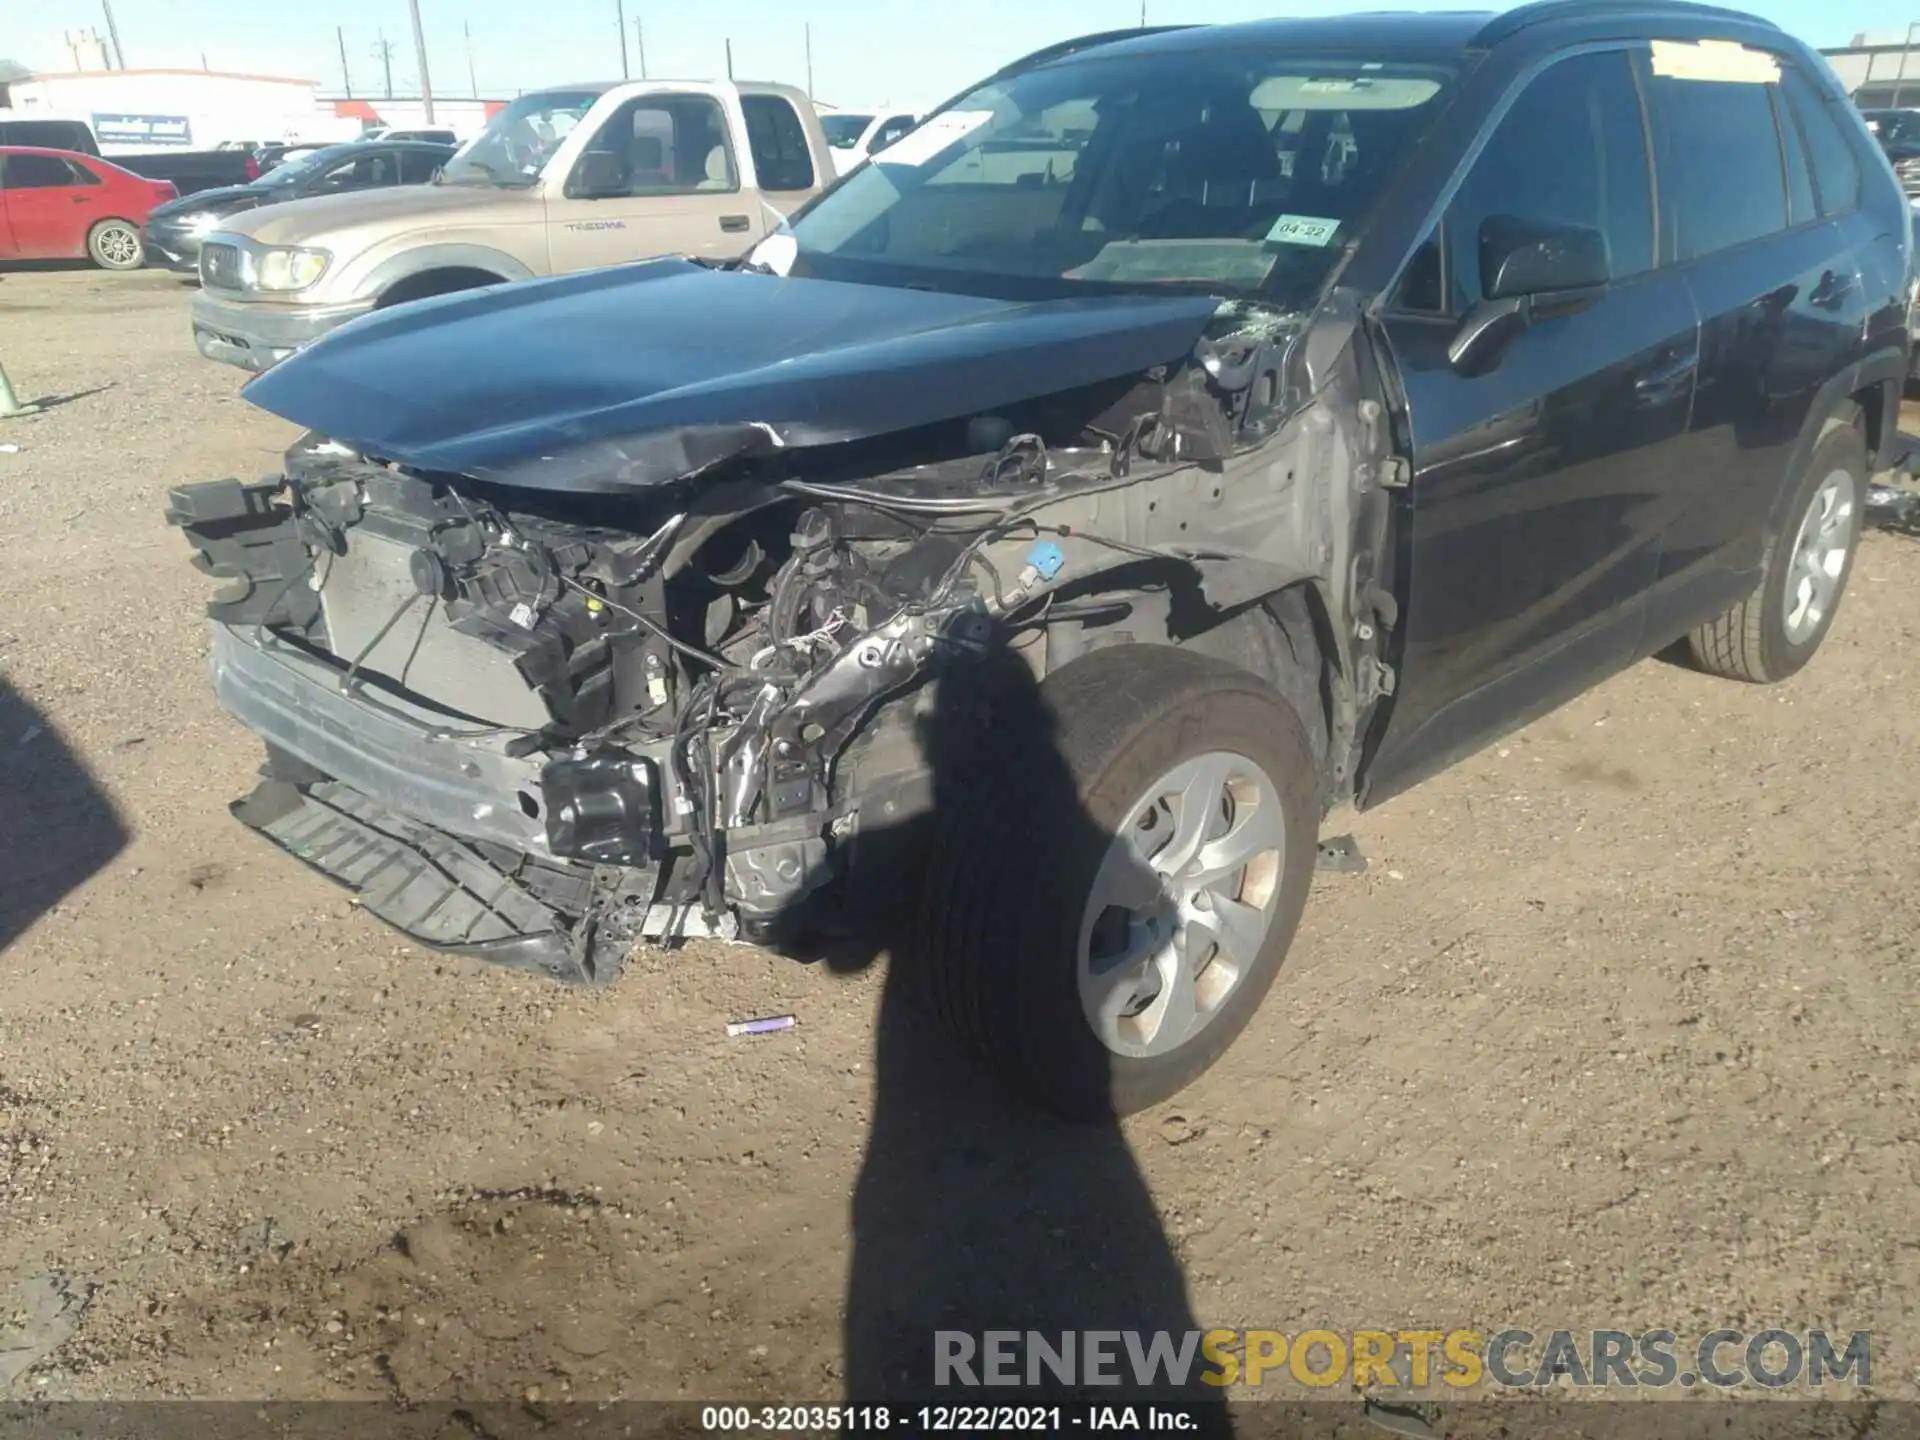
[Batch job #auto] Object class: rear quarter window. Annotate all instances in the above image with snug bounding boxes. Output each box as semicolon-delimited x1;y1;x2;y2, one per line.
742;95;816;191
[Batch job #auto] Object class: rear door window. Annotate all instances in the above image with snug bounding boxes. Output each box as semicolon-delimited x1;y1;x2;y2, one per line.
1781;68;1863;217
1440;48;1654;311
742;95;816;191
313;152;400;192
2;153;86;189
1644;55;1790;261
397;149;446;184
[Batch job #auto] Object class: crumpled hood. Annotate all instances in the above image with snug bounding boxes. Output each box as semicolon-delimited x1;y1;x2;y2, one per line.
241;258;1222;491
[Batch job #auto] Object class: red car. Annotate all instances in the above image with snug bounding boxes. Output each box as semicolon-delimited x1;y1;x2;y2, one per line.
0;147;176;271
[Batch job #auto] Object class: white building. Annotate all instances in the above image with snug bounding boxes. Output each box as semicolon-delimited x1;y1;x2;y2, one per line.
0;68;323;152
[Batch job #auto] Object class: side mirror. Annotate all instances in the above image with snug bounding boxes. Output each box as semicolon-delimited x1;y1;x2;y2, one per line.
1448;216;1610;374
567;149;628;200
1482;214;1609;299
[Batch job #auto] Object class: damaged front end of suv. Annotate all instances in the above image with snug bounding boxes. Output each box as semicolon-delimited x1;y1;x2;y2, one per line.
167;256;1394;985
165;28;1461;1114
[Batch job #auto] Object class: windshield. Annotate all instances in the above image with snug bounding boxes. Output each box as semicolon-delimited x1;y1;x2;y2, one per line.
821;113;875;149
440;89;603;186
784;47;1455;304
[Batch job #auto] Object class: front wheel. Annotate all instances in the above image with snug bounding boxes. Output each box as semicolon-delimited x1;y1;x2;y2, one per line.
917;645;1320;1120
1687;417;1865;683
87;219;145;271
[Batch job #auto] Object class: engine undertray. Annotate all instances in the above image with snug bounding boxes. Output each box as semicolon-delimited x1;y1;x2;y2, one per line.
231;775;627;984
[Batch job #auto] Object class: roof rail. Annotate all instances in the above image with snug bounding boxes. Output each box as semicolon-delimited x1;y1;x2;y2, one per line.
1473;0;1781;45
986;25;1197;81
918;25;1196;119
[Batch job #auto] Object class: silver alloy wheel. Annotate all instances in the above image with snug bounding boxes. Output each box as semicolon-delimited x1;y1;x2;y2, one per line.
1076;750;1286;1059
93;222;141;269
1782;467;1858;646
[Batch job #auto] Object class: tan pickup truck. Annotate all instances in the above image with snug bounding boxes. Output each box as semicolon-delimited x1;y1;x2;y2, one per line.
190;79;832;371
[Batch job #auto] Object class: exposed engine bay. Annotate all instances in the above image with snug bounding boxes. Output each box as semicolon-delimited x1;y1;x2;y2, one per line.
168;286;1397;983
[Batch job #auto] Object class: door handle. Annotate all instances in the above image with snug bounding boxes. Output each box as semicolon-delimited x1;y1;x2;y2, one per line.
718;214;751;233
1809;269;1852;311
1634;351;1697;406
70;195;91;204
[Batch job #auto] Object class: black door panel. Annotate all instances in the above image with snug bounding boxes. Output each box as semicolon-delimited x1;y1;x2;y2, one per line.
1367;267;1697;803
1646;222;1863;631
1633;54;1870;648
1361;46;1694;807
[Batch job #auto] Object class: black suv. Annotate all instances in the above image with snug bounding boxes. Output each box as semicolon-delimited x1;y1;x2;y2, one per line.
170;0;1908;1118
1860;106;1920;194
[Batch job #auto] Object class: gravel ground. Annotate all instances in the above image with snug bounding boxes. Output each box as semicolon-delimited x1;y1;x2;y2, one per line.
1;264;1917;1408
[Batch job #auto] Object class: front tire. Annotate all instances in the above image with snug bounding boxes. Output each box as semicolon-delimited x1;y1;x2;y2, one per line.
917;645;1319;1120
87;219;145;271
1687;417;1864;683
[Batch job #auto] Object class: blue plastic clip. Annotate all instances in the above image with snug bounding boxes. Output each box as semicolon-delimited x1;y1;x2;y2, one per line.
1027;541;1066;581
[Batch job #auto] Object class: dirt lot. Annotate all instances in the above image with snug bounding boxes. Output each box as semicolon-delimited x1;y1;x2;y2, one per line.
1;265;1917;1408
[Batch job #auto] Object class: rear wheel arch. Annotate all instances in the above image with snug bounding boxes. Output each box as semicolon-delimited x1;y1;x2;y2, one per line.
1687;415;1866;683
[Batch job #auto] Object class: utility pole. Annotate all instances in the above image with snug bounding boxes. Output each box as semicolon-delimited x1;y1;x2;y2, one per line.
1139;0;1146;25
725;37;733;79
464;20;477;97
804;22;813;98
374;30;395;100
635;17;647;78
338;25;353;96
616;0;629;78
99;0;126;67
1894;21;1920;108
406;0;436;121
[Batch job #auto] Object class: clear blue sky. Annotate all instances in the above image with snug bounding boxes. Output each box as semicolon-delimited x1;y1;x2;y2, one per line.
12;0;1916;110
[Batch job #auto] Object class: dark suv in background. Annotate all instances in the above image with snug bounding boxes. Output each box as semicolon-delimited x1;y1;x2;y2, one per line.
140;139;456;273
169;0;1909;1118
1860;106;1920;194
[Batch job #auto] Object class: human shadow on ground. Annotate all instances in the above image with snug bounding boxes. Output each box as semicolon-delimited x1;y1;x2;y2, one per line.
808;649;1234;1429
0;679;128;953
